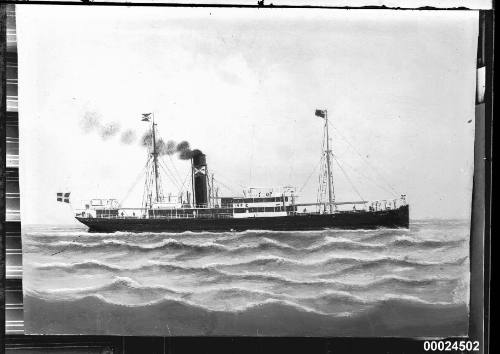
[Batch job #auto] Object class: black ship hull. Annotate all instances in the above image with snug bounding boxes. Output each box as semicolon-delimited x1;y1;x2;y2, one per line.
76;205;409;232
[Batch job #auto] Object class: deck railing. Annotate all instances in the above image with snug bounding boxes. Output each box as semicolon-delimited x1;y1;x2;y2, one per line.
75;196;407;220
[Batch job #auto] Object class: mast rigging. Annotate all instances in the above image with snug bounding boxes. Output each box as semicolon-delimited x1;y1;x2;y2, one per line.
316;109;335;213
151;114;160;203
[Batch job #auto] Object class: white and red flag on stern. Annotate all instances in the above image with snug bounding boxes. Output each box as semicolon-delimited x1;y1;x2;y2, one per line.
56;192;71;203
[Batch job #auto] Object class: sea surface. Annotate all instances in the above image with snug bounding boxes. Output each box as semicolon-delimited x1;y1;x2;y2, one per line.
23;220;470;337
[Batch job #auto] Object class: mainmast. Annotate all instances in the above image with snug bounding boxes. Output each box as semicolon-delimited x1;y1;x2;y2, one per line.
324;110;334;212
151;114;160;203
315;109;335;213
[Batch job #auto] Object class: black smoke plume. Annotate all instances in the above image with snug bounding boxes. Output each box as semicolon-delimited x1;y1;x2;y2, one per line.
80;111;102;133
176;141;202;160
156;139;177;156
176;141;190;153
80;110;126;142
120;130;137;145
100;122;121;140
166;140;177;154
141;136;202;159
141;131;177;156
141;130;154;147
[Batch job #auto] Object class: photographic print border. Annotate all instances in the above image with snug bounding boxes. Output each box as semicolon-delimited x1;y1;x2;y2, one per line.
1;1;492;353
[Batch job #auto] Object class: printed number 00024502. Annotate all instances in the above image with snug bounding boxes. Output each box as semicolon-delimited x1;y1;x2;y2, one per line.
423;341;479;352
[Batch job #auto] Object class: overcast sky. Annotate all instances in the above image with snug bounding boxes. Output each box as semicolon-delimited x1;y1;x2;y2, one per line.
17;6;478;224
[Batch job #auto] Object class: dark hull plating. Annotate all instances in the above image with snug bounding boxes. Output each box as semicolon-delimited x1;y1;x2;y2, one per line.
76;205;409;232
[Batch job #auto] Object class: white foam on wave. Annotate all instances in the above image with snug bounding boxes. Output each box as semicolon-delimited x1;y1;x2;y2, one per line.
24;270;466;317
391;235;467;246
35;238;229;253
24;222;470;323
377;294;461;307
330;274;461;287
24;276;186;297
200;253;465;270
306;236;384;251
31;260;123;271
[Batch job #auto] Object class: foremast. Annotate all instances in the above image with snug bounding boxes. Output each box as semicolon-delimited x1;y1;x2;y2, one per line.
141;113;163;211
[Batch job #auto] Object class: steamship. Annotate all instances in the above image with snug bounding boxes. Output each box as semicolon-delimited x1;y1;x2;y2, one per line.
73;111;409;232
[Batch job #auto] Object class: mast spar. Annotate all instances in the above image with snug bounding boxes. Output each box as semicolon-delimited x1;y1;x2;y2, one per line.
324;110;334;213
141;112;162;210
316;109;335;213
151;113;160;203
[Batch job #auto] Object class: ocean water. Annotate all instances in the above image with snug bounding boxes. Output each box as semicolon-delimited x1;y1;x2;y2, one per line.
23;220;470;337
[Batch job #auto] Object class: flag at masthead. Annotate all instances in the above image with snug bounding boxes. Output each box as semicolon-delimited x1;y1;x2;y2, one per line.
315;109;326;118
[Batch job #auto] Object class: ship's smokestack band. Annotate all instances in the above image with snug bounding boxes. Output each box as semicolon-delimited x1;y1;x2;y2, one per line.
192;152;208;208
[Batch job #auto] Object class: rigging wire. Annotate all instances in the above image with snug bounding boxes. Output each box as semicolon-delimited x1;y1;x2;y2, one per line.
160;157;183;188
168;155;184;187
316;123;329;206
299;157;322;193
148;128;183;193
328;122;399;197
159;166;179;193
119;161;150;206
211;171;246;193
332;156;365;202
158;158;181;191
177;170;192;198
213;177;240;196
334;155;399;197
216;172;247;191
142;159;154;209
